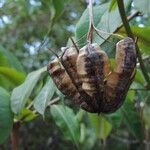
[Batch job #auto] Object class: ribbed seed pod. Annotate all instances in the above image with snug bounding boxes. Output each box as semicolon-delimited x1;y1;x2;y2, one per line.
47;37;136;114
77;43;110;111
61;47;82;91
102;37;136;113
47;57;77;97
47;51;96;113
61;47;96;111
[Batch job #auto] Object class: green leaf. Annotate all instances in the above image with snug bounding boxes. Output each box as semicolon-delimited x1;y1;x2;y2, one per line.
134;0;150;15
105;109;123;128
134;69;145;85
109;0;117;12
0;74;15;90
0;46;24;72
0;87;14;144
120;26;150;55
0;52;10;67
53;0;65;20
131;26;150;55
79;123;86;143
75;0;131;54
50;105;80;145
34;78;56;115
88;114;112;141
122;91;144;140
11;67;47;114
75;3;108;47
16;108;37;122
0;67;25;85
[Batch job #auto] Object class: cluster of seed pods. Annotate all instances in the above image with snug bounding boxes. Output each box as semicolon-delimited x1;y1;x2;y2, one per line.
47;37;136;113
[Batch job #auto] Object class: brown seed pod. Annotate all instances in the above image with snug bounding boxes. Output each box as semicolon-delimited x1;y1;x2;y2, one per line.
76;43;110;111
47;57;77;98
61;46;98;111
102;37;136;113
47;48;96;113
47;37;136;114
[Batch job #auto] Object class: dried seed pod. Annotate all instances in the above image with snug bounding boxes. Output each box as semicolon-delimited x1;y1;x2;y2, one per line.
61;47;82;91
47;51;96;113
47;57;77;97
61;46;96;111
77;43;110;111
102;37;136;113
47;37;136;114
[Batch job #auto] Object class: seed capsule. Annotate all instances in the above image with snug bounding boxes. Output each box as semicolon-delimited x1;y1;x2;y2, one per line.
77;43;110;111
102;37;136;113
47;49;96;113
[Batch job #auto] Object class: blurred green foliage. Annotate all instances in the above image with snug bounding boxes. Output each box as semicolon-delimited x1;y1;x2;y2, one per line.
0;0;150;149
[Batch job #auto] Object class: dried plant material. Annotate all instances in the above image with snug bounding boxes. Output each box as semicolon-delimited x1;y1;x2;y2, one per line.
47;37;136;114
102;37;136;113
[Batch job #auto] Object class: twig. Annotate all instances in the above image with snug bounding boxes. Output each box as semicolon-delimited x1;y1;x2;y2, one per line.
87;0;94;43
114;10;140;33
11;122;21;150
116;0;150;84
48;97;60;106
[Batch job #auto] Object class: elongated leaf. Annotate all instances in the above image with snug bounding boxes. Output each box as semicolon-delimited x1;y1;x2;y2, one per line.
0;87;14;144
122;91;144;140
88;114;112;141
0;46;24;72
0;67;25;85
34;78;56;115
50;105;80;145
11;67;47;114
0;52;10;67
109;0;117;12
0;74;15;90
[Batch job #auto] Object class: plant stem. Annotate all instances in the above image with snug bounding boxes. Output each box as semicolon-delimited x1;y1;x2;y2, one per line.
114;10;140;32
116;0;150;84
87;0;94;43
11;122;20;150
